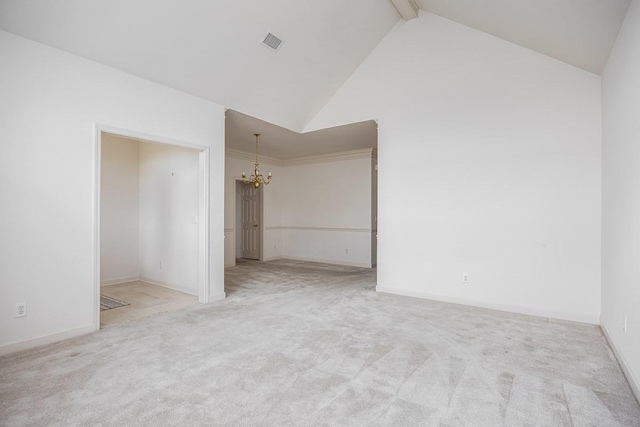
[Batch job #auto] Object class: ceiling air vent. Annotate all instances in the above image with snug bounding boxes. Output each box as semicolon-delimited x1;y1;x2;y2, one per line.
261;32;284;52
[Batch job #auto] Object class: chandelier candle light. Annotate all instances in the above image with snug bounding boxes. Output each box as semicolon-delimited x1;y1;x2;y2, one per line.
242;133;272;189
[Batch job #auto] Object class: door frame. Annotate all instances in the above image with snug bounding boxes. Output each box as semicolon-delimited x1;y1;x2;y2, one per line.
93;124;211;332
232;178;264;264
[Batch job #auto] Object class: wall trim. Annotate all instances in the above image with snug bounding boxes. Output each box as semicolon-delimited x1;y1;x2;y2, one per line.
283;148;373;166
226;148;283;167
375;286;600;325
601;323;640;403
267;226;372;232
226;148;374;167
100;276;139;286
0;324;94;357
139;277;198;297
281;255;372;268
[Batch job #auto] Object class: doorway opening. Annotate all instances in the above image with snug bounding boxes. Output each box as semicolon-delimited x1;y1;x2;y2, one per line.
93;126;210;331
224;110;378;268
223;110;378;296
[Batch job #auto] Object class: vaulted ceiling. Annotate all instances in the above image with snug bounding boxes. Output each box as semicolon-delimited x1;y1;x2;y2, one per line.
0;0;399;132
417;0;630;75
0;0;631;139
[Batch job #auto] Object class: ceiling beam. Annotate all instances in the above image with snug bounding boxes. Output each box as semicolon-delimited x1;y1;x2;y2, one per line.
391;0;419;21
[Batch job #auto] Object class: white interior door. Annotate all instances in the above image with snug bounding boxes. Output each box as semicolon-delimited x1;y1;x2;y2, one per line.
240;184;261;260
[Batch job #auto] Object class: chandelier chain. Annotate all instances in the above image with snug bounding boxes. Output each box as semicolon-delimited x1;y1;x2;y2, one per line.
241;133;272;189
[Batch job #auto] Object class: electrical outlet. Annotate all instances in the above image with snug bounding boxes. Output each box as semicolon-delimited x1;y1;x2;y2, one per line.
160;261;164;269
623;316;627;333
345;248;349;254
15;302;27;318
462;273;469;283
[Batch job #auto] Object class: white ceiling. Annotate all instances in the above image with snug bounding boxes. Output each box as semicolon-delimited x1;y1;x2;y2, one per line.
225;110;377;160
0;0;631;156
417;0;630;75
0;0;399;132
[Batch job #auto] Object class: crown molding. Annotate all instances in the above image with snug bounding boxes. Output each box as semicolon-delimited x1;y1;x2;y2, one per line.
266;226;372;232
283;148;374;167
226;147;374;168
225;148;284;167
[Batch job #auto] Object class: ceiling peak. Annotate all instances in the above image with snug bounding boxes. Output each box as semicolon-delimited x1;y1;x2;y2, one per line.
391;0;419;21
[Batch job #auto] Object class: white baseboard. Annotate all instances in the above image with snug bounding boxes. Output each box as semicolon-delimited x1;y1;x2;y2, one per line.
100;276;139;286
375;286;600;325
280;255;372;268
139;277;198;296
209;292;226;302
601;323;640;403
0;324;94;357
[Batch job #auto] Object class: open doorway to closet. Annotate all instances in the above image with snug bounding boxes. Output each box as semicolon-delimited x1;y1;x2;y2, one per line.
96;129;209;329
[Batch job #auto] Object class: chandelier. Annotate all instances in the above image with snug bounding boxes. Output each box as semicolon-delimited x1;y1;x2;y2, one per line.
242;133;272;189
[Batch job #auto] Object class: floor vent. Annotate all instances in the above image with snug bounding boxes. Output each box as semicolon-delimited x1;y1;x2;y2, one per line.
262;32;284;52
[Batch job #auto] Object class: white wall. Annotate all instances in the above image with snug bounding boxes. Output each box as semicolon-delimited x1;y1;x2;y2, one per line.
601;0;640;400
307;12;602;323
139;142;200;295
281;157;374;267
0;30;225;354
100;134;140;284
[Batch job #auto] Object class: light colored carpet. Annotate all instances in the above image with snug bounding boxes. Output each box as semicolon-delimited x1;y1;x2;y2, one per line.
1;259;638;426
